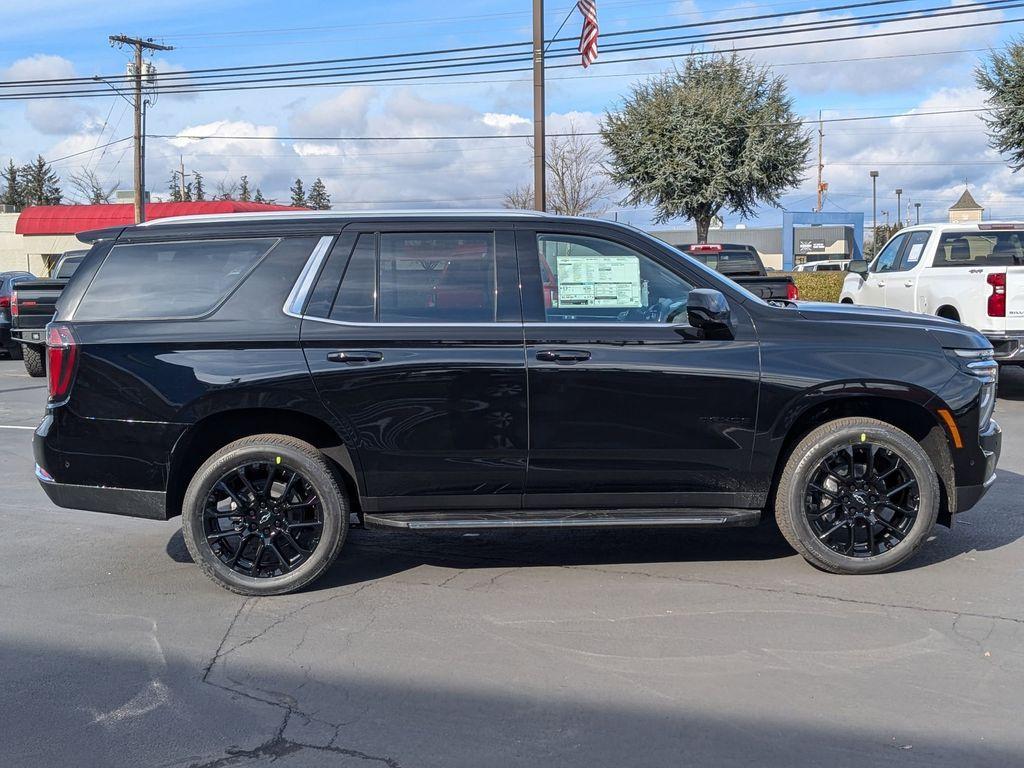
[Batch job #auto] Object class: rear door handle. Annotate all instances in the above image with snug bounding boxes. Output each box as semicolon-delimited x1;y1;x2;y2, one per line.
904;280;914;287
327;350;384;364
536;349;591;363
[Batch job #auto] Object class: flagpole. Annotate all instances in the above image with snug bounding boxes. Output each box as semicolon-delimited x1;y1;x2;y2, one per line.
532;0;546;212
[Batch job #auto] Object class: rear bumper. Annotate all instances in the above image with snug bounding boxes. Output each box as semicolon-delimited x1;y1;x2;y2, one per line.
984;333;1024;362
36;465;168;520
10;327;47;345
955;419;1001;513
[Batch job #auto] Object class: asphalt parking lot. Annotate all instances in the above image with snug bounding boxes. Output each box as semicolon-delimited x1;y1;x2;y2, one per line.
1;358;1023;767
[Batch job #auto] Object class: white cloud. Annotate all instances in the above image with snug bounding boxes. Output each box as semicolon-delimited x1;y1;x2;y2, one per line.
1;54;91;135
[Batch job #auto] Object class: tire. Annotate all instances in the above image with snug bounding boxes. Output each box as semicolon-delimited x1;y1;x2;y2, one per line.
23;344;45;377
7;343;22;361
775;417;940;575
182;434;349;596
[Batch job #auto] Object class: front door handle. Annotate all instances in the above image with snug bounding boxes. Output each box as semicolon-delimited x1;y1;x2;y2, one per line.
536;349;591;363
327;350;384;364
876;281;886;288
904;280;914;287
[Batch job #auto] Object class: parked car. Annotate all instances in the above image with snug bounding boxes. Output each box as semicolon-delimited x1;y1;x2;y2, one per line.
680;243;798;301
10;250;87;376
795;260;851;272
0;271;35;359
34;211;1000;595
841;223;1024;363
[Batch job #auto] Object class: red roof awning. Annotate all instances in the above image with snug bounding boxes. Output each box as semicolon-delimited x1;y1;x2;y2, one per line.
16;201;305;236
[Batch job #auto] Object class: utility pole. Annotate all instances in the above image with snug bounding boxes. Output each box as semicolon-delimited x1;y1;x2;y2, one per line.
815;111;824;212
177;155;191;200
915;202;921;225
895;188;903;227
109;35;173;224
869;170;879;251
532;0;546;212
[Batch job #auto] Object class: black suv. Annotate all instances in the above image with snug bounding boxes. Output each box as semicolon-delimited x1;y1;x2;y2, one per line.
34;212;1001;595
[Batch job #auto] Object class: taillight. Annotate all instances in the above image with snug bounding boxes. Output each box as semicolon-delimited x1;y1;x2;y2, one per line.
987;273;1006;317
0;295;8;311
46;324;79;402
787;282;800;301
10;292;18;317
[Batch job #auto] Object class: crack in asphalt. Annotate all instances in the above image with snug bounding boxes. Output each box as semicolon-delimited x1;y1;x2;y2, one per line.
188;583;399;768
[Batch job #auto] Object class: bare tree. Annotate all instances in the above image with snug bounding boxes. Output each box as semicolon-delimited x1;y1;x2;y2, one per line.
68;169;117;205
215;177;239;201
503;123;614;216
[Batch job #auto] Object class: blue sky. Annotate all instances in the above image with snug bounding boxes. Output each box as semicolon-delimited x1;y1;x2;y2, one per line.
2;0;1023;229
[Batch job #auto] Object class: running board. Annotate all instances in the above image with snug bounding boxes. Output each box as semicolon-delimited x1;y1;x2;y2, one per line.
363;508;761;530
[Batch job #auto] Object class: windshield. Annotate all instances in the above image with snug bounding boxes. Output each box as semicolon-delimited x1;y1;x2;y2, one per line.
633;230;764;304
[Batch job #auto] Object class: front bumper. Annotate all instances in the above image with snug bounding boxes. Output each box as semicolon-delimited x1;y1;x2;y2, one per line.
955;418;1001;513
984;333;1024;362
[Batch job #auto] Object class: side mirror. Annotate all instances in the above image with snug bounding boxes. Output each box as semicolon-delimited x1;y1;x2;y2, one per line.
686;288;731;333
847;259;869;278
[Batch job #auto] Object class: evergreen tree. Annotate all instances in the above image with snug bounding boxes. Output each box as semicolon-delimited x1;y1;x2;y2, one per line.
239;175;251;202
19;155;62;206
253;187;266;204
0;160;22;208
192;171;206;201
168;173;183;203
978;44;1024;170
289;178;307;207
307;177;331;210
602;55;809;241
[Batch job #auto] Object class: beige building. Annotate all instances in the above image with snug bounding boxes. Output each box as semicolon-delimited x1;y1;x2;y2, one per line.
948;189;984;224
0;212;81;276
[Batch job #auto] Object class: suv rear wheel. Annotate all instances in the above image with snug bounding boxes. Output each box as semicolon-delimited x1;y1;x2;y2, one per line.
182;434;349;595
23;344;44;377
775;417;939;574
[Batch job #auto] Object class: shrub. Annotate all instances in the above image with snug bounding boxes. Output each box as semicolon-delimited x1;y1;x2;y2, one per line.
789;271;846;302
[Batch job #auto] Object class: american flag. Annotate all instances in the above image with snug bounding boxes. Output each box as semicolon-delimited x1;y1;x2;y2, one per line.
577;0;599;68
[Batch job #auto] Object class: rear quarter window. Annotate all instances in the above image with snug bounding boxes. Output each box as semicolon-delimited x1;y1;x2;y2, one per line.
74;238;277;321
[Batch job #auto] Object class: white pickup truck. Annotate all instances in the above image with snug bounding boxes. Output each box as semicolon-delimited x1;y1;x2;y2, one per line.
840;222;1024;363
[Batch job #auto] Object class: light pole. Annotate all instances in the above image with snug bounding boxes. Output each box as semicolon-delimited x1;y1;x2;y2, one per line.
914;202;921;225
870;170;879;252
895;188;903;227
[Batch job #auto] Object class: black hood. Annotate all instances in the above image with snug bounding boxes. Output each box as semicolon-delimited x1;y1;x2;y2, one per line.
794;301;992;352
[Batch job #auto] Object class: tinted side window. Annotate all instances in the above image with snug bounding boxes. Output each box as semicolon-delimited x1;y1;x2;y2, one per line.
56;255;84;279
538;234;693;323
330;234;376;323
871;234;907;273
75;238;276;321
378;233;496;323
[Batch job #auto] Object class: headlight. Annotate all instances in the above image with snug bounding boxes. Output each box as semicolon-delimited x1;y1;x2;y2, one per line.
951;348;998;431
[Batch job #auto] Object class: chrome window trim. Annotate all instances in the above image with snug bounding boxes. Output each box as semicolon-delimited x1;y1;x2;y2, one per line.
284;234;689;330
283;235;336;319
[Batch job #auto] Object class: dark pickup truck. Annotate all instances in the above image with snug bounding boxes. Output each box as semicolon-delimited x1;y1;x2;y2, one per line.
11;250;87;377
680;243;798;302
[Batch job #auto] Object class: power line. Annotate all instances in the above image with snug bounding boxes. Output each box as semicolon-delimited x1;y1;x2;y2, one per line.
0;0;999;90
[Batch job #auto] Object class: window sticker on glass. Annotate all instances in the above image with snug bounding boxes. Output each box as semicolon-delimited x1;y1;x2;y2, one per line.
554;254;642;308
906;243;924;264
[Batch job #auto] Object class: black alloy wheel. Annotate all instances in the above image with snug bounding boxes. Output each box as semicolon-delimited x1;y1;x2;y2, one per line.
775;417;939;575
204;462;324;578
803;442;920;558
182;434;348;595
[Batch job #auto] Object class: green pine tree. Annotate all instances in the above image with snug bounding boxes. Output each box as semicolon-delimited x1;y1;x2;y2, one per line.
307;177;331;210
253;187;266;204
192;171;206;201
168;173;183;203
290;178;307;207
0;160;22;208
19;155;62;206
239;175;251;202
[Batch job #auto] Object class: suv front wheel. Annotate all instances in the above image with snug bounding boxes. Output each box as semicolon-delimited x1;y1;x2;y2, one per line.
182;434;349;595
775;417;940;574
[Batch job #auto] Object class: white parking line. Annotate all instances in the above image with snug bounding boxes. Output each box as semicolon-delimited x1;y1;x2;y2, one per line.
0;425;35;430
